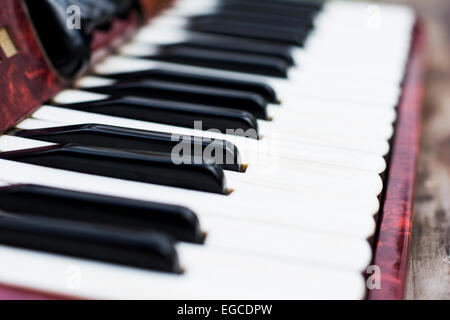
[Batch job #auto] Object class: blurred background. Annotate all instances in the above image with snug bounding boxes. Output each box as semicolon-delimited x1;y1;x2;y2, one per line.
381;0;449;300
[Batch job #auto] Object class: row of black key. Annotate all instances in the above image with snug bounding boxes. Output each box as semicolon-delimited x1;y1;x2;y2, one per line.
0;0;323;274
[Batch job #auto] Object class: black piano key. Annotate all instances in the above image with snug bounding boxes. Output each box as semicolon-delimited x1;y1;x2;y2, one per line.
68;0;137;32
221;0;323;13
171;37;295;65
77;0;116;33
144;45;290;78
102;69;279;103
191;12;314;30
105;0;139;18
0;184;204;243
14;124;244;172
23;0;91;78
189;20;308;46
0;144;227;195
81;81;269;119
216;5;318;23
53;96;260;136
0;213;181;273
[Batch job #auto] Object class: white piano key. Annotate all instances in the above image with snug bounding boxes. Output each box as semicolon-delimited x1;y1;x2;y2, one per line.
0;135;55;152
271;132;390;157
0;179;373;275
0;179;372;273
15;118;65;130
263;109;395;141
148;15;190;30
281;104;396;127
119;38;405;99
3;127;383;198
28;94;396;158
0;160;377;239
95;56;401;109
167;0;416;47
2;132;383;205
73;77;396;144
52;90;108;104
31;105;388;173
150;6;412;50
266;110;395;147
324;1;416;24
75;75;397;131
136;0;413;83
292;63;405;85
274;82;399;109
163;0;220;15
176;244;367;299
228;171;382;197
204;216;373;272
12;119;385;201
133;25;409;78
236;164;383;196
76;74;398;127
128;22;406;90
118;42;162;57
74;76;116;88
174;0;415;32
0;244;366;299
134;27;192;45
0;181;372;272
17;116;389;166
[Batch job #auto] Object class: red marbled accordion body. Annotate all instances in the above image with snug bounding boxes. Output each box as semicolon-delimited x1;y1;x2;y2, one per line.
0;284;63;300
0;0;426;300
0;0;63;134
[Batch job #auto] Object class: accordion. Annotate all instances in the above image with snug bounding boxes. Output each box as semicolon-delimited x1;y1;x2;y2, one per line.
0;0;425;300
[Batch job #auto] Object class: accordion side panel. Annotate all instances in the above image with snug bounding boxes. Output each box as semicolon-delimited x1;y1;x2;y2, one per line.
368;20;427;300
0;0;62;134
0;284;65;300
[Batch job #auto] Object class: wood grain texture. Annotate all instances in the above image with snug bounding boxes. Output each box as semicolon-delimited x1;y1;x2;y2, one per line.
403;0;450;300
381;0;450;300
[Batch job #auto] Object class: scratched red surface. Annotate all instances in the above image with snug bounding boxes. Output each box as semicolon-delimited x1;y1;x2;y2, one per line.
368;21;426;300
0;0;63;134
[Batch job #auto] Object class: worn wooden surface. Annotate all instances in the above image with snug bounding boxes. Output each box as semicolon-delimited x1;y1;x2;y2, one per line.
406;0;450;299
382;0;450;300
